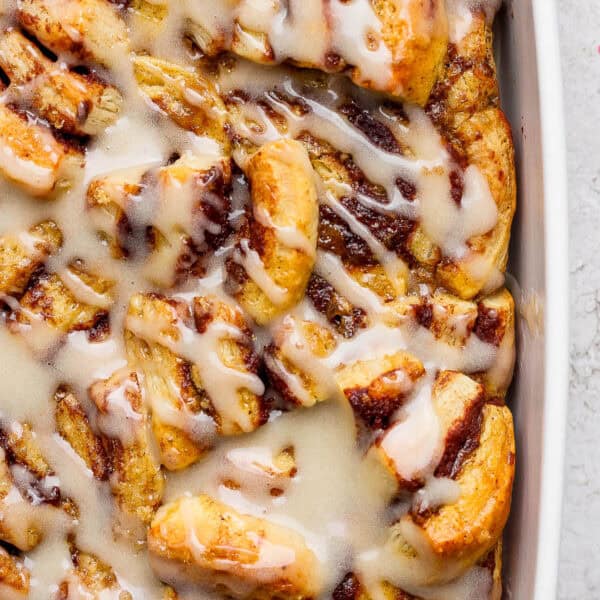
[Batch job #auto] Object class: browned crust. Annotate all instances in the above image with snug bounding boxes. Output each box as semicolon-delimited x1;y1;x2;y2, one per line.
427;13;516;298
54;386;109;481
228;139;318;324
0;547;30;597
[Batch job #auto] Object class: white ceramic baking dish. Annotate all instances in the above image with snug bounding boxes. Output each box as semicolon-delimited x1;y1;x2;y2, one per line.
495;0;568;598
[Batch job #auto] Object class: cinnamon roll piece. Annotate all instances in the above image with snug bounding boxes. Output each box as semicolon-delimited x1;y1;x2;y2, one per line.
148;494;322;599
228;139;318;325
124;293;266;470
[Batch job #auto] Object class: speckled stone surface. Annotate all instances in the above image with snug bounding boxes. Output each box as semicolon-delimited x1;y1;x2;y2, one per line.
558;2;600;599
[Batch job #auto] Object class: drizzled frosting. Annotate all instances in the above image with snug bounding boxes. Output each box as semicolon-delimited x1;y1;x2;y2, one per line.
0;1;512;598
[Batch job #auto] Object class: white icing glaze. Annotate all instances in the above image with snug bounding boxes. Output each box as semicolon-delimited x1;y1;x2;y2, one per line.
412;477;461;515
422;164;498;260
164;400;395;594
254;204;315;257
0;2;510;598
447;0;502;43
58;268;113;309
180;0;392;85
315;250;387;313
126;300;265;433
319;181;409;289
327;0;392;86
0;142;56;195
446;0;475;43
94;369;145;445
217;59;499;286
233;239;290;305
379;379;443;482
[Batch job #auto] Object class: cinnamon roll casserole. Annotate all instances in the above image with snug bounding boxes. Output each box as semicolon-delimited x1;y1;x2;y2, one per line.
0;1;516;598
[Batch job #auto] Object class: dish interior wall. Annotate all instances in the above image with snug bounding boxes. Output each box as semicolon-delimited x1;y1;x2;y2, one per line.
496;1;546;598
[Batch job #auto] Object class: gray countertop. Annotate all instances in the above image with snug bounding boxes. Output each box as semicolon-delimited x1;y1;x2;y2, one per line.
558;1;600;599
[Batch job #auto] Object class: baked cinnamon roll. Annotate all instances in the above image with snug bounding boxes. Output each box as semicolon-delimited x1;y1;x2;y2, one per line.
0;2;517;598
